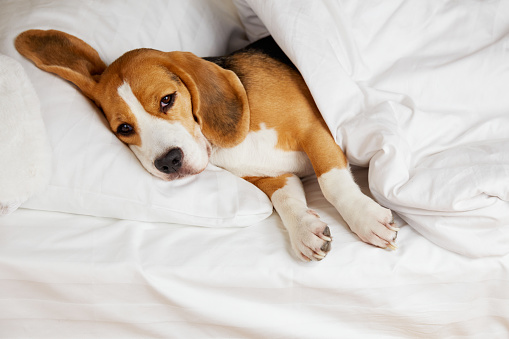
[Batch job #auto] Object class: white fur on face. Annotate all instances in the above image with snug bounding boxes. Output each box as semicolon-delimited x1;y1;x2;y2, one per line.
117;82;210;180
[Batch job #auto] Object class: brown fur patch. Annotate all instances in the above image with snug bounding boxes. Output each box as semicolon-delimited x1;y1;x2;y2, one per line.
162;51;250;148
244;173;293;198
15;30;106;99
224;52;348;176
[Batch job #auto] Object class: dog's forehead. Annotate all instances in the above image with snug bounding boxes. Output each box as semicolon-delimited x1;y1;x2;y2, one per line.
111;49;178;78
104;56;179;90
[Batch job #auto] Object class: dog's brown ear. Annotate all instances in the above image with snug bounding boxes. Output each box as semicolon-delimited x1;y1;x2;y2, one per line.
164;52;250;148
15;29;106;101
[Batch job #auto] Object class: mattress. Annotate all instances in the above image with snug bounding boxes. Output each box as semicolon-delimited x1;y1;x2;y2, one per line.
0;0;508;338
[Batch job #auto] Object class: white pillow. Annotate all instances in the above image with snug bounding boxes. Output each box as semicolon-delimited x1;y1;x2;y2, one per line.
0;55;51;215
0;0;273;227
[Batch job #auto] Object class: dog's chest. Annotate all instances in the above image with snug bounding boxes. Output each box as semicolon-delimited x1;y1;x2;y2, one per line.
210;125;313;178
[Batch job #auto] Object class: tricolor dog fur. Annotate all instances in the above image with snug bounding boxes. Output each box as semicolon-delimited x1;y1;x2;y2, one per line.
15;30;398;262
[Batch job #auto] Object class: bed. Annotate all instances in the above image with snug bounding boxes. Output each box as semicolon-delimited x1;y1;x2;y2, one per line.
1;0;508;338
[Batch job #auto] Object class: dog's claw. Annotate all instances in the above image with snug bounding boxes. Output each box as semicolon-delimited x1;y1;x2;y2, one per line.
323;226;331;237
320;226;332;242
321;240;331;252
313;253;326;260
386;242;398;251
388;224;400;232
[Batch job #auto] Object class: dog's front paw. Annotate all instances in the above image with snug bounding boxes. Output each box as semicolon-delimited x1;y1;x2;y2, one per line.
345;198;398;250
288;210;332;262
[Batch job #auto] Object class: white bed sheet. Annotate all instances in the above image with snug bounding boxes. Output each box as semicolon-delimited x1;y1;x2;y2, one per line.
1;170;507;338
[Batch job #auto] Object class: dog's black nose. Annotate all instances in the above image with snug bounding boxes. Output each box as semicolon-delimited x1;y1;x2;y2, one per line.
154;148;183;174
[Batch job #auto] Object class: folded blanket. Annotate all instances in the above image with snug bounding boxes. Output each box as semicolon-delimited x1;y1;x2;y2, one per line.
0;55;51;215
237;0;509;257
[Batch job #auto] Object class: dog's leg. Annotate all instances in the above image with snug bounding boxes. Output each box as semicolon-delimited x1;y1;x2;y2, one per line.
244;174;332;262
301;122;398;250
318;167;398;249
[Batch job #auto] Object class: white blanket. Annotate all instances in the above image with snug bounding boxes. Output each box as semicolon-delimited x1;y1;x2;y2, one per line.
237;0;509;257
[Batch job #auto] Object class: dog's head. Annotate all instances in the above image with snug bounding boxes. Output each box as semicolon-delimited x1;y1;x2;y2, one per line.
15;30;250;180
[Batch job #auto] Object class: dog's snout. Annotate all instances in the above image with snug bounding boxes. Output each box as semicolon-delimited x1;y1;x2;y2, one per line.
154;148;183;174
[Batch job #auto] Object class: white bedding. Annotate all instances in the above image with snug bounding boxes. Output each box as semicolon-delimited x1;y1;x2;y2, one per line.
238;0;509;257
1;169;507;338
237;0;509;258
1;0;509;338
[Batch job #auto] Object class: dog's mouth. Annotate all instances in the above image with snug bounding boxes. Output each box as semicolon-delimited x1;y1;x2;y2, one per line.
156;164;207;181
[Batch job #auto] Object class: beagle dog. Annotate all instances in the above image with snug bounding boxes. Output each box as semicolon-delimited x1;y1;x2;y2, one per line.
15;30;398;262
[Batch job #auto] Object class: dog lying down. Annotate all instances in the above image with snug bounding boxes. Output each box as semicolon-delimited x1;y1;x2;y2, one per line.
15;30;398;262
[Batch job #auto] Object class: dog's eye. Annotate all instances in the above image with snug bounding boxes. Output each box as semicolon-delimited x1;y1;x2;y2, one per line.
160;93;176;113
117;123;134;136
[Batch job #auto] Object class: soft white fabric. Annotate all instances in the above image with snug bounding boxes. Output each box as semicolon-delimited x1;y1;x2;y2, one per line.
0;0;272;227
236;0;509;257
0;170;507;338
0;55;51;215
0;2;507;337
